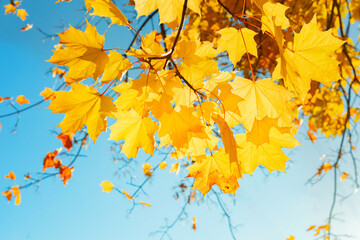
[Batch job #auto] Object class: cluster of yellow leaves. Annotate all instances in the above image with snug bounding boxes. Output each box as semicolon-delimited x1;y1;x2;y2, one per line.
4;0;32;30
307;224;330;239
303;86;347;140
44;0;345;196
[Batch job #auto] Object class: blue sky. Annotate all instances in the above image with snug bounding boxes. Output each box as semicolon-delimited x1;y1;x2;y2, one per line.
1;1;360;240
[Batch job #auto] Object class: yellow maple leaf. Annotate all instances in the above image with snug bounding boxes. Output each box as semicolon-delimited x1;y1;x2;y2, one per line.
86;0;129;26
286;235;295;240
40;87;56;101
273;15;345;100
16;95;30;105
236;118;300;174
229;77;294;131
101;51;131;84
142;163;153;177
48;21;109;83
16;9;28;21
134;0;200;26
48;83;117;141
4;4;16;14
187;149;240;195
158;106;204;149
212;113;242;179
159;161;168;169
217;27;258;66
109;110;158;158
100;180;114;193
259;1;290;34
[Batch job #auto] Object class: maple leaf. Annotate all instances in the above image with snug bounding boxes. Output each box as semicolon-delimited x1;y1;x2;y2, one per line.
48;21;109;83
217;27;258;66
16;95;30;105
142;163;153;177
273;16;345;99
158;106;204;149
4;4;16;14
212;113;242;179
86;0;129;26
100;180;114;193
43;150;61;172
159;161;168;169
101;51;131;84
4;171;16;180
187;149;240;195
134;0;201;26
340;172;349;181
109;110;158;158
59;165;73;185
236;117;300;174
11;186;21;205
57;133;73;151
16;9;28;21
228;77;294;131
2;190;12;201
48;83;117;141
40;87;56;101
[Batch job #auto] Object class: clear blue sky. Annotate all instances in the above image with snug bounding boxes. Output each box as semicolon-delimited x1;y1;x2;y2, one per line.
1;1;360;240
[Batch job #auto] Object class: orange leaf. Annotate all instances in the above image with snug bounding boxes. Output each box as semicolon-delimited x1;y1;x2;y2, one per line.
307;130;317;144
5;171;16;180
142;163;152;177
42;150;60;172
341;172;349;181
24;174;31;180
192;216;197;230
0;96;11;103
122;190;133;200
59;165;73;185
16;95;30;105
57;133;73;151
323;163;333;172
138;201;151;207
2;190;12;201
307;225;316;231
40;88;56;101
11;186;21;205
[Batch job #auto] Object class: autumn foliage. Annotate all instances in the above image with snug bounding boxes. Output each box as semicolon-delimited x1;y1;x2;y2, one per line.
2;0;360;239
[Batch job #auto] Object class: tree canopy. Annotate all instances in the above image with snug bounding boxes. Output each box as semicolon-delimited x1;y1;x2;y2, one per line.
1;0;360;239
